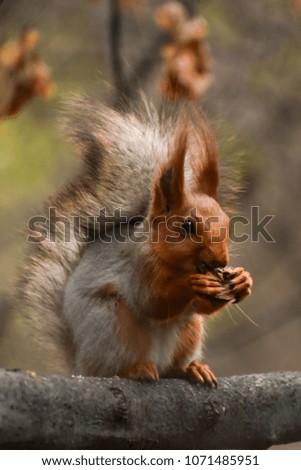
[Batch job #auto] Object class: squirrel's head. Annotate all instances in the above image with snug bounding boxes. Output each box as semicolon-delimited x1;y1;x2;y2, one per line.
149;116;229;274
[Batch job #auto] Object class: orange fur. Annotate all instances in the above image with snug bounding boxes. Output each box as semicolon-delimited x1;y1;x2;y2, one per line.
131;118;233;374
186;361;217;385
142;118;230;327
119;361;159;380
189;119;219;198
151;120;187;215
90;283;119;300
91;283;152;359
116;300;151;359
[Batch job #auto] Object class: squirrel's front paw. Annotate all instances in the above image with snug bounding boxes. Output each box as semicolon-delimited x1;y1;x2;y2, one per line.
224;267;253;303
185;361;217;387
189;273;228;302
119;361;159;381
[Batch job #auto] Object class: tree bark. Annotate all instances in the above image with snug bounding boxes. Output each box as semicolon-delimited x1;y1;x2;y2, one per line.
0;369;300;450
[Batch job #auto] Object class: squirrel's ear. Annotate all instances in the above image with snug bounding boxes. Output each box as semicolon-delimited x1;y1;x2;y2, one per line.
151;123;187;215
190;120;219;199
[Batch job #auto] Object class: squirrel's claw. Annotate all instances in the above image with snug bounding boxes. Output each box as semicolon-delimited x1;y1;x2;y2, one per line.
185;361;217;387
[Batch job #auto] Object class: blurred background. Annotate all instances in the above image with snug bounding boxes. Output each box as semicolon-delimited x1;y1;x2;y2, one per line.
0;0;300;448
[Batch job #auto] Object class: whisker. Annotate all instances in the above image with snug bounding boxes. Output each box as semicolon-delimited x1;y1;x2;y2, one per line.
225;305;238;326
228;247;242;254
233;302;260;327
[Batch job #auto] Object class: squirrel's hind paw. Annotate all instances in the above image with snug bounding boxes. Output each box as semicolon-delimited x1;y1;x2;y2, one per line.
119;361;159;381
185;361;217;387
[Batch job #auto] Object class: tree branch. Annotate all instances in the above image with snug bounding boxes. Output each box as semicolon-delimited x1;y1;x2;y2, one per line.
0;370;301;449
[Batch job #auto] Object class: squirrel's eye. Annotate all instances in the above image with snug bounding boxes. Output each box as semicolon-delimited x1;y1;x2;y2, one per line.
182;219;196;234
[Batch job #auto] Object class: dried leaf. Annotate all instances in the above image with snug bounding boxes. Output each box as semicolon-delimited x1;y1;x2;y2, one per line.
155;1;186;33
0;30;54;118
155;1;212;101
21;29;40;52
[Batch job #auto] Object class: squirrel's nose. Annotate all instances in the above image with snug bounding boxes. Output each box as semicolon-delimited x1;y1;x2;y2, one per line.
201;252;229;270
199;245;229;270
208;258;228;269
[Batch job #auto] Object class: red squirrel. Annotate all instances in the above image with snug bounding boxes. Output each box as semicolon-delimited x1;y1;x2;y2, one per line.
21;99;253;384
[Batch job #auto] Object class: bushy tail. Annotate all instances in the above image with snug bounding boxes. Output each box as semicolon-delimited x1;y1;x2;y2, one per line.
18;97;167;371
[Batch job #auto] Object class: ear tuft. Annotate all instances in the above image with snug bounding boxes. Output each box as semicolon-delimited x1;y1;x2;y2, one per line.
159;167;175;212
189;116;219;199
151;118;188;215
